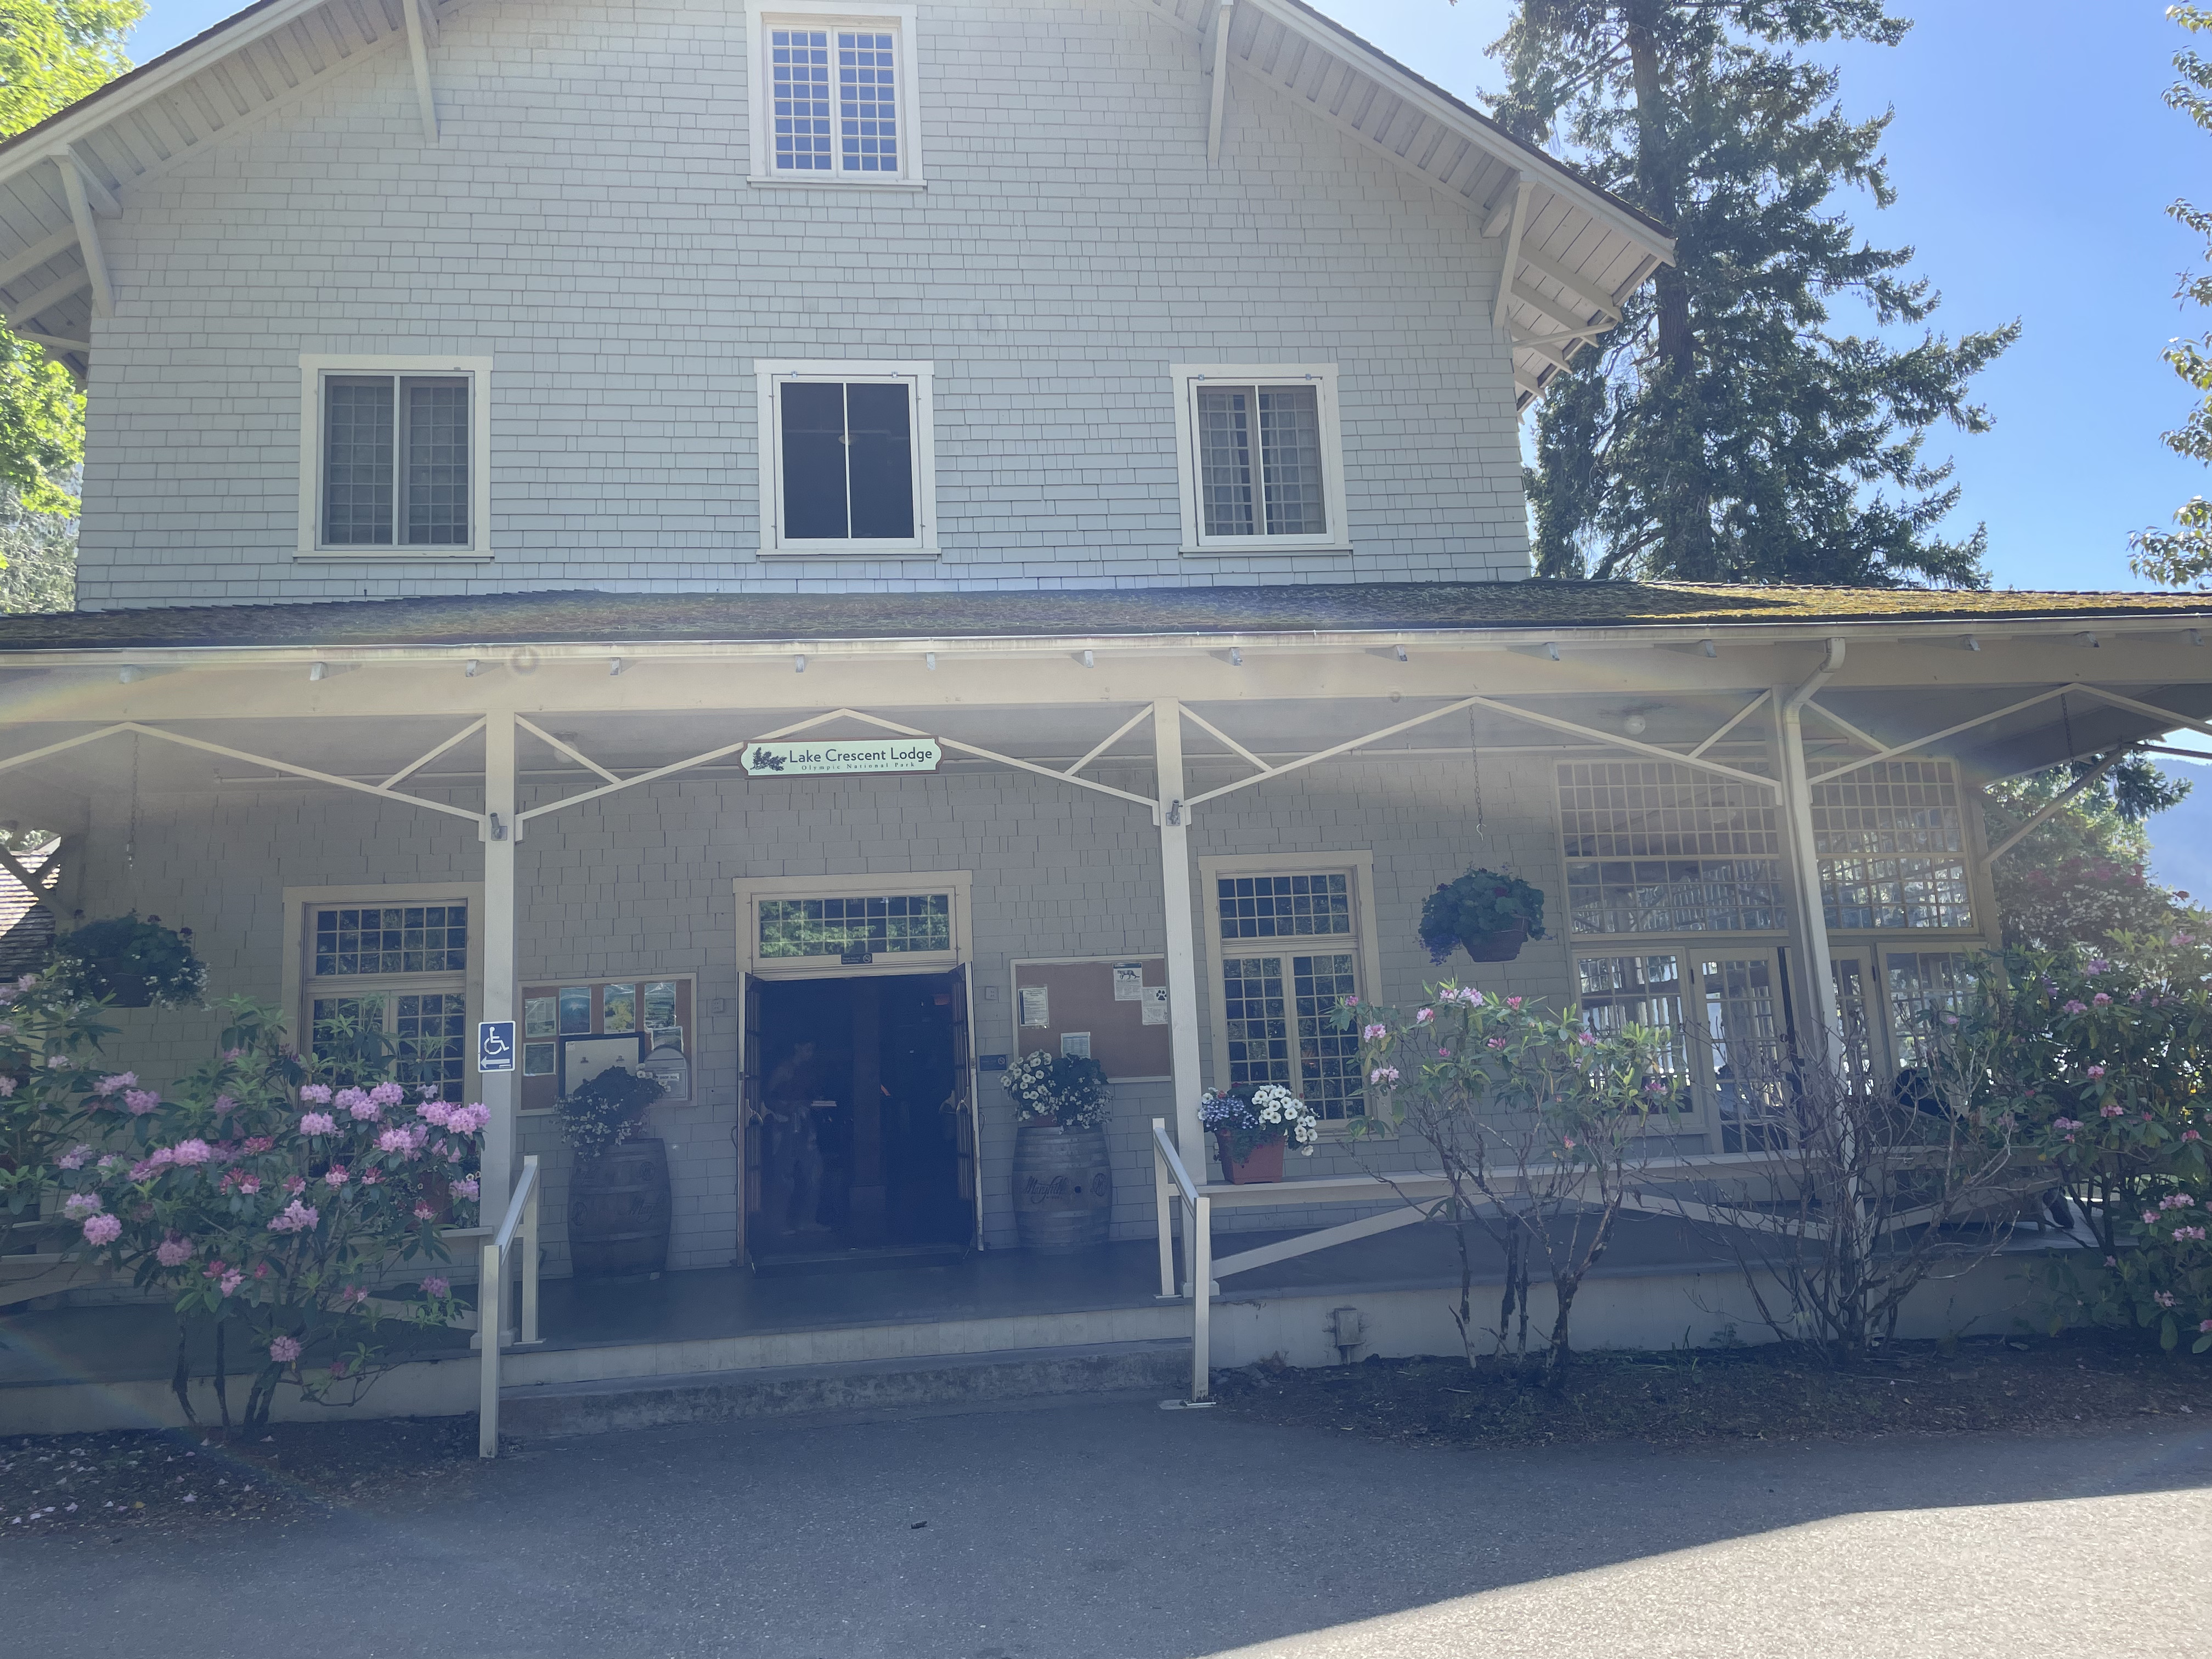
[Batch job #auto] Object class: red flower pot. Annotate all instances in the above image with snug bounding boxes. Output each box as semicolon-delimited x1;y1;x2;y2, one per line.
1215;1132;1285;1185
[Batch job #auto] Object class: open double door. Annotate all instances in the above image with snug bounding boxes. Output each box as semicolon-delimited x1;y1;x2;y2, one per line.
736;964;980;1267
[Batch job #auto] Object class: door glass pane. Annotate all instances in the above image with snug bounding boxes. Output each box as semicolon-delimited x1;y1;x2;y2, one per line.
401;377;470;545
1197;387;1256;537
1257;385;1324;534
1831;956;1877;1093
1883;950;1971;1070
1216;873;1351;939
396;992;467;1103
1577;954;1692;1110
844;381;914;538
1223;952;1362;1120
323;376;394;545
780;381;849;537
313;904;466;977
1700;957;1788;1152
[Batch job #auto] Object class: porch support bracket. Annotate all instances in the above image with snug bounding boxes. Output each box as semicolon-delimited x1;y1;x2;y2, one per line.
0;721;487;827
514;715;622;785
1814;682;2212;786
517;706;1164;826
1985;749;2124;864
1182;693;1780;813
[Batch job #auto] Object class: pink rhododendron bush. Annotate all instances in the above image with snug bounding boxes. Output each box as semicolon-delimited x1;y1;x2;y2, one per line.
1937;935;2212;1353
0;973;116;1259
1330;982;1679;1381
4;982;487;1429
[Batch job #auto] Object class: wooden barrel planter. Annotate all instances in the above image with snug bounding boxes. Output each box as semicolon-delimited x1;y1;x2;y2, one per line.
1012;1125;1113;1252
567;1136;672;1279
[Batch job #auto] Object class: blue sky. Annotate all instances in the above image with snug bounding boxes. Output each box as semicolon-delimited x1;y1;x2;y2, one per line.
121;0;2212;879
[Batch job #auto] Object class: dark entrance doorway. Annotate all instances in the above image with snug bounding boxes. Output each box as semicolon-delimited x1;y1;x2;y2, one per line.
743;970;975;1269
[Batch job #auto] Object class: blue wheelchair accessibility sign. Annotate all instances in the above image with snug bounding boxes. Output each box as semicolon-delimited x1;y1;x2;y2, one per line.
477;1020;517;1073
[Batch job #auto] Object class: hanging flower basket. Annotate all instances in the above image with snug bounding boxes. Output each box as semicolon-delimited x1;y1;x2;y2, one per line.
47;913;206;1008
1418;870;1547;966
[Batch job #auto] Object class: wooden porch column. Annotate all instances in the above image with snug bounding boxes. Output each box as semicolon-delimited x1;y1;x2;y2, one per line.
479;709;518;1225
1153;699;1205;1154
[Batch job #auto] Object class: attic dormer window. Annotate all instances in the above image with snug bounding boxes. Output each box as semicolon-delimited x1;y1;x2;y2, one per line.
751;5;922;187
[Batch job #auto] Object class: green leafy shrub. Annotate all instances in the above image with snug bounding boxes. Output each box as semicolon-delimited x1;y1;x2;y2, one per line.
48;912;206;1007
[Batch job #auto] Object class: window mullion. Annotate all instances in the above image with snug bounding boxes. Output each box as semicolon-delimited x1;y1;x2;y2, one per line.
842;381;855;539
388;375;404;549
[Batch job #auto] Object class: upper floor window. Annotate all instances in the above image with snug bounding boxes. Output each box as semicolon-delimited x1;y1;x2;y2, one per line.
1170;364;1349;555
297;356;491;558
754;359;938;555
749;5;922;185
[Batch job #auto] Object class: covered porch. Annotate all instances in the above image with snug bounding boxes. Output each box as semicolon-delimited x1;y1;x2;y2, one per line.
2;583;2209;1430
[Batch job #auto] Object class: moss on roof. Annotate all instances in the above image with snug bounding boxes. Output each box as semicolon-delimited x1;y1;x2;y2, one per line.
1;581;2207;653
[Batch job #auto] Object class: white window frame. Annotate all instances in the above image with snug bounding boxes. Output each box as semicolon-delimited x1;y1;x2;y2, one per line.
1170;363;1350;556
753;359;939;556
296;355;493;560
746;3;926;188
1198;851;1381;1126
735;870;973;979
279;883;487;1093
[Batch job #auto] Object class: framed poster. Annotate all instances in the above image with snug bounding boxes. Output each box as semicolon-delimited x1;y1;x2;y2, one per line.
521;975;696;1111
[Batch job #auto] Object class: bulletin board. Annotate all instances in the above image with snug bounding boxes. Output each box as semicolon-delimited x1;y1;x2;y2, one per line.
1009;956;1172;1081
520;975;695;1113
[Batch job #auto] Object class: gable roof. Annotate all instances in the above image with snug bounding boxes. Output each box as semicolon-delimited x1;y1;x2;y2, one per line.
1;582;2204;655
0;0;1672;402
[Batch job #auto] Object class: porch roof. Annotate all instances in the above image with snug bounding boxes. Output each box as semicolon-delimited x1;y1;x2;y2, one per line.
4;580;2210;654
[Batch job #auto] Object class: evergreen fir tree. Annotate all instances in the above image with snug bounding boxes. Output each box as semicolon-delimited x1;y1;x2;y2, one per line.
1491;1;2017;585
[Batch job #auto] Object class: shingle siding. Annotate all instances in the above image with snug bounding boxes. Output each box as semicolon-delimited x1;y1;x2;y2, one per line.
75;0;1530;609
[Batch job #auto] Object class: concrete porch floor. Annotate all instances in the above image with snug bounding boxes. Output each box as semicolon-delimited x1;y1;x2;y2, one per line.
1;1214;1740;1397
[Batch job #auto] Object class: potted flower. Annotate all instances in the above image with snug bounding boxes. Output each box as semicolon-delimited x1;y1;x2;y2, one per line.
557;1066;669;1279
47;913;206;1008
1004;1051;1114;1251
1419;868;1548;964
1199;1084;1320;1184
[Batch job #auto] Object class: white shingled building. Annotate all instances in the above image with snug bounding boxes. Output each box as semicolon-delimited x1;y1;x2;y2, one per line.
1;0;2208;1430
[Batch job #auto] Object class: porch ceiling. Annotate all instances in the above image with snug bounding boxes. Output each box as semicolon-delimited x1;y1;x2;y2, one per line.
4;670;2208;837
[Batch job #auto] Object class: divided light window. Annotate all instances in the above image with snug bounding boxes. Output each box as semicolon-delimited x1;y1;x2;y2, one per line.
304;902;470;1103
1811;760;1976;930
770;26;900;174
1171;365;1347;554
1215;873;1364;1122
757;362;936;554
1556;761;1784;935
321;375;470;547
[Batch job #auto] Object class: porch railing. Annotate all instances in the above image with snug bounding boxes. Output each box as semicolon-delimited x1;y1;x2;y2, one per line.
1147;1121;2047;1406
477;1152;542;1459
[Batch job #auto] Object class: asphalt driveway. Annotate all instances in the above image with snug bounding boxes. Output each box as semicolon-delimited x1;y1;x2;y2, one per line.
5;1397;2207;1658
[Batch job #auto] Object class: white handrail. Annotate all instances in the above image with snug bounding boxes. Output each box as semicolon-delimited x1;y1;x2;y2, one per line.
477;1153;541;1459
1150;1119;1214;1409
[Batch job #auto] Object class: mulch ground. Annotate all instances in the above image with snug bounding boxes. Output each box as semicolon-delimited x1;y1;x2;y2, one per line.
0;1416;509;1538
1211;1329;2212;1451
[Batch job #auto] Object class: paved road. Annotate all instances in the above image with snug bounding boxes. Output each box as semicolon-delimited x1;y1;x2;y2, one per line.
4;1398;2207;1658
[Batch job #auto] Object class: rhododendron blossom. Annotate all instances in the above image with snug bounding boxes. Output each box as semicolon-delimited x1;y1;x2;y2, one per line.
323;1166;349;1188
166;1139;213;1166
2086;1065;2106;1079
298;1110;337;1136
1414;1008;1434;1025
1361;1023;1387;1042
267;1199;319;1234
82;1213;121;1245
155;1237;193;1267
55;1144;91;1170
123;1089;160;1115
60;1192;103;1220
298;1084;332;1104
268;1336;302;1363
420;1276;450;1298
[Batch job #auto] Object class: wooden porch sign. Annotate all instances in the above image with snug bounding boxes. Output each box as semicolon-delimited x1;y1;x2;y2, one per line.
741;737;943;776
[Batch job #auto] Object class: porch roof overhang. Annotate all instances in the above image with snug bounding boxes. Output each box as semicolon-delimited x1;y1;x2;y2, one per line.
2;582;2210;837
